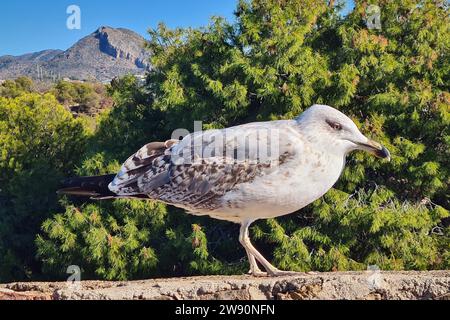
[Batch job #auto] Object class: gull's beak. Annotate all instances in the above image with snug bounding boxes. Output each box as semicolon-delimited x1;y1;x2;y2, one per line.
357;139;391;161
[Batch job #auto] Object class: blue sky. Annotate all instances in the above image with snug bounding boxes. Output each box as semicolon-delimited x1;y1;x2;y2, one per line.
0;1;354;56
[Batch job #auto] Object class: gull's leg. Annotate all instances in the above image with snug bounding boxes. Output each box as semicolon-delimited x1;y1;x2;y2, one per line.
239;220;306;277
245;250;267;277
239;221;282;276
239;221;266;276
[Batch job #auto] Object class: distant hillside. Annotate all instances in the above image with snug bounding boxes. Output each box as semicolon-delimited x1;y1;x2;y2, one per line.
0;26;151;83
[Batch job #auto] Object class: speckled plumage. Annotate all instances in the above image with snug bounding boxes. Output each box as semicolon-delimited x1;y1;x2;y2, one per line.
109;121;301;220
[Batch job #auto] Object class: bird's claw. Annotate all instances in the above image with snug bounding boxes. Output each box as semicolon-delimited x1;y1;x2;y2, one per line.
266;269;313;277
247;269;268;277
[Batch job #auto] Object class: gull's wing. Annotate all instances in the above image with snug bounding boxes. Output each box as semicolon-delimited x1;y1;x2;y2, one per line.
108;139;179;194
109;120;299;209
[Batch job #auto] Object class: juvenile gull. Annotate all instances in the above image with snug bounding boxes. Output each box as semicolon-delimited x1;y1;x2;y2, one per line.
59;104;390;276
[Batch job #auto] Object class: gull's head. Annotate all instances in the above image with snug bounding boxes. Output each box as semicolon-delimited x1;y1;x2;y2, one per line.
296;104;390;160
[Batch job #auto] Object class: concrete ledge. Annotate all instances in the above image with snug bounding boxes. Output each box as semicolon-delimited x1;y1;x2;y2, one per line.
1;271;449;300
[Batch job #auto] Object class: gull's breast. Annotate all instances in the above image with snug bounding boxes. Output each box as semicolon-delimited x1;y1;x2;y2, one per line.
209;151;345;222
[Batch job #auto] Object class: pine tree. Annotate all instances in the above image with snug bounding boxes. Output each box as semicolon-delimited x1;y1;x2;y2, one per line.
0;91;86;281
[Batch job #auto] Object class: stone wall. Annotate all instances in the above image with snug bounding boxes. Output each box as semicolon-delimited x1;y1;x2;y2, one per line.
1;271;449;300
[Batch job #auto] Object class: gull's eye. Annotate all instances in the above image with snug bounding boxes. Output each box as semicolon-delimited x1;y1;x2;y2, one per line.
326;120;343;131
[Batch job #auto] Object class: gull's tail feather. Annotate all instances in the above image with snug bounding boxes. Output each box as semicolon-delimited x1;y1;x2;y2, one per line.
57;174;118;199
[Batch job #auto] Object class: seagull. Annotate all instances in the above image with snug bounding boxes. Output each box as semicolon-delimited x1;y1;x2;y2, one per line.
59;104;390;277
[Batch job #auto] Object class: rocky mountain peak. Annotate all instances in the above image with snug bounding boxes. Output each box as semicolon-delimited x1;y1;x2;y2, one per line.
0;27;151;83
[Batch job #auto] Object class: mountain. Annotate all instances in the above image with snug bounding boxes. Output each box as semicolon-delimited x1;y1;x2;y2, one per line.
0;50;63;79
0;26;151;83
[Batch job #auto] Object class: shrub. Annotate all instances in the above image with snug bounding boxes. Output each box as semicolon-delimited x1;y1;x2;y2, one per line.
0;93;86;281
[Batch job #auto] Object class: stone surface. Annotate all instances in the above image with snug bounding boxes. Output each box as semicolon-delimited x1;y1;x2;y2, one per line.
1;271;449;300
0;288;51;300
